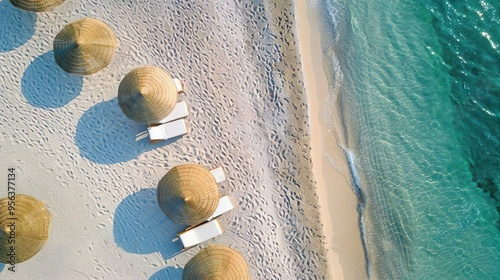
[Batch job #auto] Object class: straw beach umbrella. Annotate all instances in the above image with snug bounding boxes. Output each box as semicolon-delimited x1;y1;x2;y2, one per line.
118;66;179;124
0;194;51;263
9;0;64;12
53;18;118;75
157;164;219;225
183;245;251;280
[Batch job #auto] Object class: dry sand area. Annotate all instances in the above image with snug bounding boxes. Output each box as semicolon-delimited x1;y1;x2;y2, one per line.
0;0;333;279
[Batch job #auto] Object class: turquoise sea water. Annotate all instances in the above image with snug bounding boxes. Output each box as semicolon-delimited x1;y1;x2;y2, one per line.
319;0;500;279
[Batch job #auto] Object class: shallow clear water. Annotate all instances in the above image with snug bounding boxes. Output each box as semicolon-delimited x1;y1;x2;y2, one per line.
319;0;500;278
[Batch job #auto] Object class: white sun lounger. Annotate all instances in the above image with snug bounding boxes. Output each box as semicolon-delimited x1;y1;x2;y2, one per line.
155;101;189;124
176;168;232;235
207;195;233;221
209;166;226;183
179;219;223;249
148;119;188;143
182;195;234;232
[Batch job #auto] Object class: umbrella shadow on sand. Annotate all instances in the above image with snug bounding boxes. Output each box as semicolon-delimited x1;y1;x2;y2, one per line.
75;98;181;164
113;188;186;260
149;266;183;280
21;51;83;108
0;0;36;52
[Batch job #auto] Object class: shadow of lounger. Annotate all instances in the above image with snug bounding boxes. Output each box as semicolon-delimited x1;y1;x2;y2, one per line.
75;98;181;164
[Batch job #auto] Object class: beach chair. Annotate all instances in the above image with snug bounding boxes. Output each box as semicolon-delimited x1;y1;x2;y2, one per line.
207;195;233;221
182;195;234;233
148;119;188;143
135;101;189;141
208;167;233;220
177;167;232;234
209;166;226;183
154;101;189;125
178;219;223;249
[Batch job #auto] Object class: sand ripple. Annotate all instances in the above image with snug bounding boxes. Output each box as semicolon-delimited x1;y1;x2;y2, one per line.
0;0;328;278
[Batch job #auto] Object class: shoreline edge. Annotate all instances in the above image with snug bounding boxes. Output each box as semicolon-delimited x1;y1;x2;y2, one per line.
294;1;368;279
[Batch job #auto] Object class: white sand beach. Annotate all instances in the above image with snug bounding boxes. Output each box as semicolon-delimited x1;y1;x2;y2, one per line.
0;0;364;279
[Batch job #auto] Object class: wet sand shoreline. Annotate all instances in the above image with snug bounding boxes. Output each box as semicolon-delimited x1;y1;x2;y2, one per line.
295;1;368;279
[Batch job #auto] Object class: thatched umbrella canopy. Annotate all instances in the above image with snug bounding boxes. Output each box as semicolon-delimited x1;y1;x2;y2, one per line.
9;0;64;12
183;245;250;280
0;194;51;263
118;66;178;124
53;18;118;75
157;164;219;225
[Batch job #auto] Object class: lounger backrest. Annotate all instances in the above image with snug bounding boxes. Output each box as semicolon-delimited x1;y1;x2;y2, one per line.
207;195;233;221
173;78;184;93
209;166;226;183
157;101;189;124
